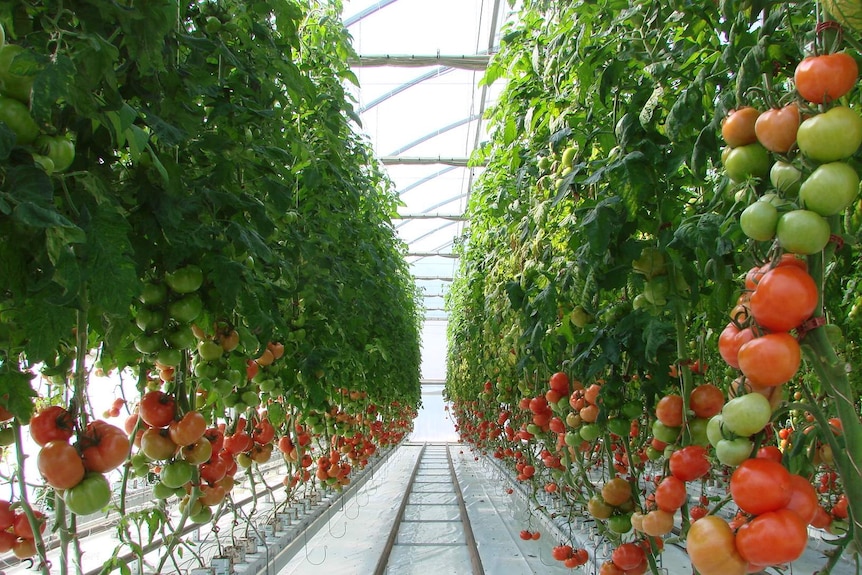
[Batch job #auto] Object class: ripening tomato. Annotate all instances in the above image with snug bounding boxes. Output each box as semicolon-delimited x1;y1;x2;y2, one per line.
223;431;253;455
749;266;818;332
687;515;748;575
795;52;858;104
718;323;755;369
611;543;645;571
722;107;760;147
139;391;177;428
736;508;808;565
29;405;75;446
168;411;207;446
12;510;46;540
754;103;799;153
669;445;710;481
80;420;131;473
601;477;632;506
655;394;684;428
730;458;792;515
38;440;85;489
640;509;674;536
689;384;724;418
738;333;801;388
655;475;687;512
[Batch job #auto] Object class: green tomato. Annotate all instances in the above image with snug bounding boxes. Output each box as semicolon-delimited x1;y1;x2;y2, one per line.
776;209;831;255
723;142;770;182
632;247;667;279
770;161;802;195
156;347;183;368
715;437;753;467
721;393;772;436
799;162;860;216
168;293;203;324
564;431;580;447
0;426;13;446
190;505;213;524
561;146;577;168
165;324;196;349
740;200;779;241
197;340;224;362
0;95;37;144
706;415;726;447
797;106;862;162
35;135;75;172
135;307;165;333
689;417;711;447
579;423;601;442
160;460;194;489
607;513;633;534
165;265;204;294
32;153;53;173
152;481;176;500
139;282;167;306
0;45;34;103
646;446;663;461
64;473;111;516
241;390;260;408
194;360;220;379
651;420;681;444
134;333;164;355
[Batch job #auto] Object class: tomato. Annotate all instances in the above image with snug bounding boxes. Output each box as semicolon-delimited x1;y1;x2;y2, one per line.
755;103;799;153
655;394;683;427
755;445;782;463
13;537;36;559
601;477;632;506
548;371;570;395
749;266;818;332
181;438;213;465
715;437;753;466
160;460;193;489
611;543;645;571
223;431;253;455
139;282;167;306
689;384;723;418
140;428;178;460
169;411;207;446
795;52;858;104
770;160;802;195
0;530;15;553
38;440;85;489
165;265;204;294
552;544;573;561
580;423;601;441
518;530;532;540
651;420;680;444
784;473;819;524
599;561;625;575
718;323;755;369
197;340;223;362
737;333;801;388
139;391;177;428
736;508;808;565
723;142;770;182
588;495;614;519
797;106;862;162
687;515;748;575
167;293;203;324
203;427;225;454
0;45;34;103
800;161;860;217
80;421;131;473
721;392;772;436
199;458;227;484
29;405;75;446
0;500;12;530
0;95;37;144
731;458;792;514
640;509;674;536
198;483;226;507
669;445;710;481
810;505;832;529
740;199;779;241
655;475;687;512
722;107;760;147
64;472;111;516
12;510;46;540
35;135;75;172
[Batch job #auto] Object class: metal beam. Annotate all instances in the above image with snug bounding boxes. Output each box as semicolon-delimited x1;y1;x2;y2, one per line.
343;0;401;27
380;156;476;166
414;276;454;281
350;54;490;71
387;114;481;157
406;252;458;259
394;214;466;220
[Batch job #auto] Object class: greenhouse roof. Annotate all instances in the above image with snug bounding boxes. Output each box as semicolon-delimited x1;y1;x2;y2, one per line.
342;0;511;322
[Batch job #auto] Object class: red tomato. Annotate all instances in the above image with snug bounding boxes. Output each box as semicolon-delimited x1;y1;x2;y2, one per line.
29;405;75;446
611;543;645;571
552;544;574;561
749;266;818;332
655;394;683;427
784;473;819;524
736;508;808;565
654;475;687;512
718;323;756;369
79;420;131;473
139;391;176;428
754;103;799;153
737;333;801;387
12;510;46;540
810;505;832;528
689;384;724;418
599;561;625;575
730;458;792;515
669;445;710;481
37;440;85;489
0;530;15;553
548;372;570;395
795;52;858;104
755;445;782;463
168;411;207;446
722;107;760;147
687;515;747;575
0;500;14;530
252;418;275;444
223;431;253;455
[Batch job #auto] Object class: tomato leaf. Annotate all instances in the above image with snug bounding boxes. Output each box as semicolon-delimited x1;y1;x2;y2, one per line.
0;368;37;422
82;208;138;317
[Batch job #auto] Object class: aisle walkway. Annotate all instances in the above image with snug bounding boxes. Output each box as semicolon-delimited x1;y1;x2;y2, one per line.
277;443;574;575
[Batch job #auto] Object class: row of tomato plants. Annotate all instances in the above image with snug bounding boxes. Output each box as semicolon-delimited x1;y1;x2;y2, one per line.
0;1;422;573
446;0;862;573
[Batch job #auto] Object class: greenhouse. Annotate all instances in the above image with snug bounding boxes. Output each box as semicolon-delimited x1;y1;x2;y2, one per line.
0;0;861;573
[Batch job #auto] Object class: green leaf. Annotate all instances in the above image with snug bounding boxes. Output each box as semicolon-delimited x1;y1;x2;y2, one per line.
82;208;138;316
0;368;36;422
0;123;15;159
13;202;77;229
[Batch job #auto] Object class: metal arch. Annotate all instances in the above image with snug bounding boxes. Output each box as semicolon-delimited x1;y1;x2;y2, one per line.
395;165;458;197
387;113;481;157
358;66;454;113
395;193;467;230
343;0;403;27
404;219;461;246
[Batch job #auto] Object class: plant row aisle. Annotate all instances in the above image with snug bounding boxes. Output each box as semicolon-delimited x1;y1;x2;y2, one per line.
0;0;422;573
446;0;862;573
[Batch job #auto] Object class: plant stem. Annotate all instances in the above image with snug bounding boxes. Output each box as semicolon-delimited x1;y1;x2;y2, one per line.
12;421;50;575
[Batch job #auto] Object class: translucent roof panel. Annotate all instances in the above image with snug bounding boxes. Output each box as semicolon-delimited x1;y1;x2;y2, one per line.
343;0;512;357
